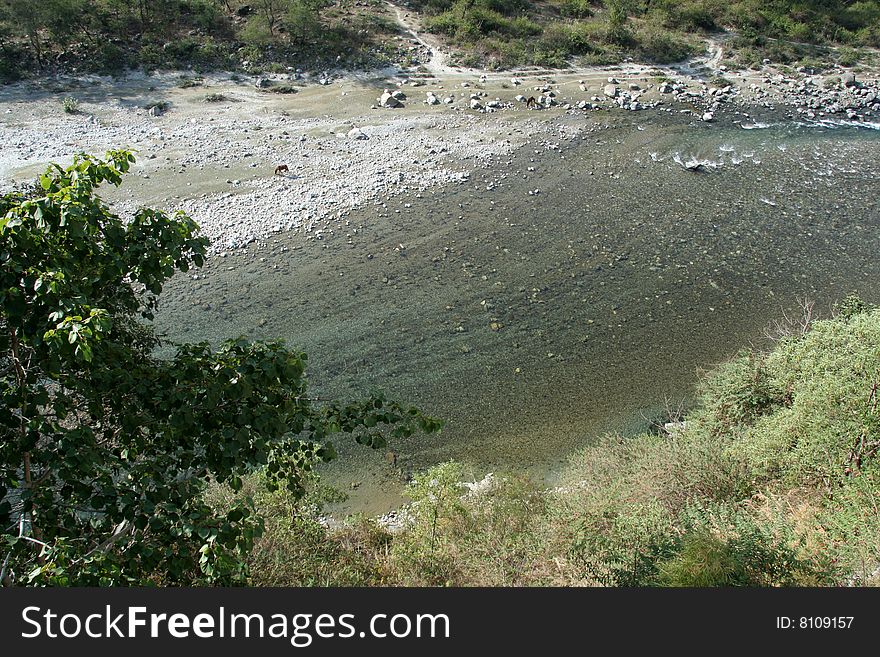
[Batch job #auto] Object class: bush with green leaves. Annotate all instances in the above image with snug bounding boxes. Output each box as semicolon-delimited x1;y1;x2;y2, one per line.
818;469;880;584
0;150;440;586
716;309;880;488
634;25;695;63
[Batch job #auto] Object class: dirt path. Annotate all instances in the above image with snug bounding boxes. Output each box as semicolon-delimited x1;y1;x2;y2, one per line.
384;1;473;77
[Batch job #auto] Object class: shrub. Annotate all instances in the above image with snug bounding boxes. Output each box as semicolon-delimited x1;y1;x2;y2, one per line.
656;507;826;586
636;26;696;63
390;462;467;585
835;293;867;320
177;75;204;88
698;352;786;437
61;96;79;113
837;46;862;67
567;498;678;586
144;100;171;112
264;83;299;94
734;307;880;487
818;469;880;584
558;0;594;19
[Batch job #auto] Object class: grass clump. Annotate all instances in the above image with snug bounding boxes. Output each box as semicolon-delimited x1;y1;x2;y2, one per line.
206;471;390;587
177;75;204;88
61;96;79;113
263;83;299;94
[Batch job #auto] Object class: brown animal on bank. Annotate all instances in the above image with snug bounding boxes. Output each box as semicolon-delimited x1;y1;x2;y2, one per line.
526;96;537;109
274;164;289;175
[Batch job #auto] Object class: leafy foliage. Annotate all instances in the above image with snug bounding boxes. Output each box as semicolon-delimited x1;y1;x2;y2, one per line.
0;151;440;585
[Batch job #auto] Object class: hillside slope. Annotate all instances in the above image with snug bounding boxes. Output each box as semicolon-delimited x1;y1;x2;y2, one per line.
1;0;877;79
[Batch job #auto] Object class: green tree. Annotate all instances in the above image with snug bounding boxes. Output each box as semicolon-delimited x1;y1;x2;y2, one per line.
284;0;322;44
2;0;47;68
0;151;441;585
256;0;288;35
605;0;634;45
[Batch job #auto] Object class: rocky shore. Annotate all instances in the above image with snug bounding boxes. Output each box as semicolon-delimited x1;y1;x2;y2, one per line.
2;48;877;259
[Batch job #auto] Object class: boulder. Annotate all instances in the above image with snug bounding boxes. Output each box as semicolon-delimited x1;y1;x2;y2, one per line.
841;71;857;87
426;92;441;105
470;98;484;110
379;90;402;108
604;84;618;98
347;127;368;140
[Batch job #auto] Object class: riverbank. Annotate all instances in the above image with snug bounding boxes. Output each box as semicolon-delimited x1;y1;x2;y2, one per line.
2;49;878;239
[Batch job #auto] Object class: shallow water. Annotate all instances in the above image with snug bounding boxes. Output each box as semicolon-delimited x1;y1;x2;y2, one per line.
154;113;880;514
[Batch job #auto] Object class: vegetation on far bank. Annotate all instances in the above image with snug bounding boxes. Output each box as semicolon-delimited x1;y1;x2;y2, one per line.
242;297;880;587
416;0;880;69
0;0;402;82
0;0;878;80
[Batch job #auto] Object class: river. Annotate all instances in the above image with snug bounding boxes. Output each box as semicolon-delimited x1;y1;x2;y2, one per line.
154;113;880;514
